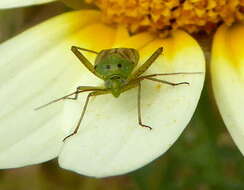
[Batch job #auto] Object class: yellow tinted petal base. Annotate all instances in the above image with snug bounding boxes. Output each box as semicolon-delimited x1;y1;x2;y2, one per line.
0;0;55;9
211;23;244;155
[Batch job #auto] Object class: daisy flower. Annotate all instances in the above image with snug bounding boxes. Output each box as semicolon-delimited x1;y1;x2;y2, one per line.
0;0;242;178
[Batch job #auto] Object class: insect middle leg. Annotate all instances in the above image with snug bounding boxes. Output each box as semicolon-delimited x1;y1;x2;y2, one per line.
63;89;109;142
145;77;190;86
135;71;204;87
141;72;203;78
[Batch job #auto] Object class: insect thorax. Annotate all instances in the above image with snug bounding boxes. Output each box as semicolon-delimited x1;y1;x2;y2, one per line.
94;48;139;97
94;48;139;79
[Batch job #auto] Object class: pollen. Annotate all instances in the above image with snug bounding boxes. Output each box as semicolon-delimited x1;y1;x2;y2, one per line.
86;0;244;34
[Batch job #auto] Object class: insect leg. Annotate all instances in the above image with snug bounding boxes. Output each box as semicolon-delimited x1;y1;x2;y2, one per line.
128;47;163;81
137;82;152;130
145;77;190;86
140;72;203;78
71;46;103;79
34;86;105;110
65;86;105;100
63;89;110;142
63;92;93;142
72;46;99;54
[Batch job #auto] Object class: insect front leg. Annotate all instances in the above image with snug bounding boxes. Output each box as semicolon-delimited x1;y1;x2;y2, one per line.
71;46;103;79
63;89;110;142
128;47;163;81
71;46;99;54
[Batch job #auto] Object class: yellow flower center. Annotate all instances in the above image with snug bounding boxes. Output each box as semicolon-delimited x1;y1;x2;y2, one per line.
87;0;244;34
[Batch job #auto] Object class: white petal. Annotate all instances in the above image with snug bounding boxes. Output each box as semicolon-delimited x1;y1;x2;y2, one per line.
211;23;244;155
0;0;55;9
58;30;205;177
0;10;116;168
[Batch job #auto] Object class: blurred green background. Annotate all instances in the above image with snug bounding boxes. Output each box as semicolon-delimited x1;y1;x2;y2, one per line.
0;2;244;190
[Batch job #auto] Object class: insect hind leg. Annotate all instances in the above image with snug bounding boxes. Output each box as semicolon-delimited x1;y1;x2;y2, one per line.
63;86;82;100
63;89;109;142
63;92;93;142
137;82;152;130
34;86;105;110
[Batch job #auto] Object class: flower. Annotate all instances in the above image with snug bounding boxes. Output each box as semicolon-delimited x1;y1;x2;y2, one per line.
88;0;244;33
1;0;243;178
85;0;244;158
0;0;55;9
0;8;204;177
211;23;244;154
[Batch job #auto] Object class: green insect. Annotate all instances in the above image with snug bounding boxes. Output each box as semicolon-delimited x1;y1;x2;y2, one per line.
36;46;200;141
